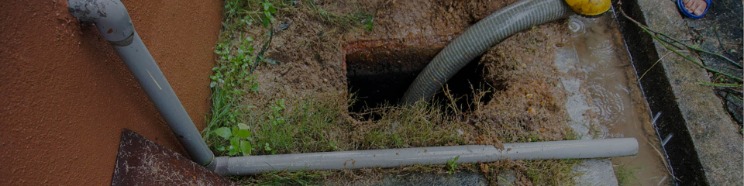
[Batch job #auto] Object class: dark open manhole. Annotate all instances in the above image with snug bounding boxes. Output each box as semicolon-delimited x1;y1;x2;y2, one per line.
345;40;493;117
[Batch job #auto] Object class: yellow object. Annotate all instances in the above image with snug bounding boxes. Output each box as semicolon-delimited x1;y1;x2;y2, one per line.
563;0;611;16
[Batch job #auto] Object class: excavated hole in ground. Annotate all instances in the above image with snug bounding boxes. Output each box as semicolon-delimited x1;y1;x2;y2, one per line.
345;43;495;119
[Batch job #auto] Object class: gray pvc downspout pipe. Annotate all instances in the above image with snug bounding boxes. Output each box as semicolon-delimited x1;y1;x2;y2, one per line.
211;138;638;175
67;0;215;167
401;0;573;104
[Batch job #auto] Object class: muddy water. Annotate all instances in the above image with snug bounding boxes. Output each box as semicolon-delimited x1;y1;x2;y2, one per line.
555;14;670;185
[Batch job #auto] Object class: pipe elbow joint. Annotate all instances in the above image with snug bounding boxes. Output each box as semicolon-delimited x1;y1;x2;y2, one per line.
68;0;134;45
208;157;230;175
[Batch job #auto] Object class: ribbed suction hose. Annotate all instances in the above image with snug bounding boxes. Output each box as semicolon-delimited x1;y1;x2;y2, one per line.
401;0;573;104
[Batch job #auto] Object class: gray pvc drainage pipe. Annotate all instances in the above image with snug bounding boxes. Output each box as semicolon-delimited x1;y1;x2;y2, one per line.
401;0;573;104
68;0;215;167
211;138;638;176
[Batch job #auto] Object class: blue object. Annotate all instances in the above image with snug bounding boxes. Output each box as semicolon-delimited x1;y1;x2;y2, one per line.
677;0;711;19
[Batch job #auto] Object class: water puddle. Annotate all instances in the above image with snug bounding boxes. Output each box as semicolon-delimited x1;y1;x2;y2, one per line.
555;14;670;185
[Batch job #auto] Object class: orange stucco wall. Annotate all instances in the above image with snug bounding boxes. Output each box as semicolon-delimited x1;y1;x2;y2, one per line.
0;0;222;184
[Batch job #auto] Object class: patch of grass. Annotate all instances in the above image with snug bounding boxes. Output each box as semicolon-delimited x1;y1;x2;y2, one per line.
223;0;289;29
248;95;346;155
304;0;374;31
224;0;374;32
523;160;580;185
480;159;579;185
614;164;637;186
233;171;331;185
354;101;465;149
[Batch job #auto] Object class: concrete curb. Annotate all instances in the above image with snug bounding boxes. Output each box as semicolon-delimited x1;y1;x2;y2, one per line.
614;0;743;184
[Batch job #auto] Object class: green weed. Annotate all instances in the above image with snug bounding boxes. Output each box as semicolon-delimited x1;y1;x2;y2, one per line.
204;34;260;155
205;0;278;156
211;123;253;156
259;0;277;28
618;6;742;96
363;16;374;32
447;156;460;175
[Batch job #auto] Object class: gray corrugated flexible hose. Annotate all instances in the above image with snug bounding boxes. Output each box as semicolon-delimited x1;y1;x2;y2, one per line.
401;0;573;104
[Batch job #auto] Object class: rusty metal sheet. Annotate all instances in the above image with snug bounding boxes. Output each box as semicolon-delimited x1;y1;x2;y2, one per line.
112;129;234;186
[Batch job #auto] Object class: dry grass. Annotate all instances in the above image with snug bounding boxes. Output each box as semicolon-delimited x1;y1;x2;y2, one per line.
350;101;467;149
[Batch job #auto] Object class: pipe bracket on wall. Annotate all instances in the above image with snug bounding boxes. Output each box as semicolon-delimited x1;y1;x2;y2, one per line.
68;0;215;167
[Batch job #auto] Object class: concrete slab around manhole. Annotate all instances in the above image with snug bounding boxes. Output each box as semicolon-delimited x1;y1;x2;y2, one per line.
111;129;234;186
